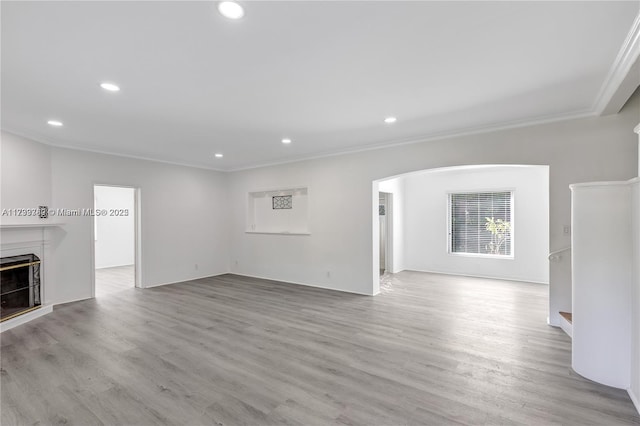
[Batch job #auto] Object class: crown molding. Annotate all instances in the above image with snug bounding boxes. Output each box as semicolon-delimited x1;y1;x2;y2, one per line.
3;107;596;174
227;108;595;172
1;127;224;173
592;12;640;115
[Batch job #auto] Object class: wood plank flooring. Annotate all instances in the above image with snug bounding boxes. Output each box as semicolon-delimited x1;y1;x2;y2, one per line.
1;271;638;425
95;265;134;297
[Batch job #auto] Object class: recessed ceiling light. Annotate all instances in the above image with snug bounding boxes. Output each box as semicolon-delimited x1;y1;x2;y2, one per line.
281;138;292;144
214;153;224;158
47;120;63;127
218;2;244;19
384;117;397;124
100;82;120;92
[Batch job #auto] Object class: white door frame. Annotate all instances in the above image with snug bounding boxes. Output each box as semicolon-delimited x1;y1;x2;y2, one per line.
384;192;394;273
379;191;393;273
91;184;142;297
378;191;394;274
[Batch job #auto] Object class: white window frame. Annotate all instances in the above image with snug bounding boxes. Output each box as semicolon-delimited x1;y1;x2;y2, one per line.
447;189;515;259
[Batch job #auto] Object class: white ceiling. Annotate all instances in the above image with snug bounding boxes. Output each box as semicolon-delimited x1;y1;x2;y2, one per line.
2;1;638;171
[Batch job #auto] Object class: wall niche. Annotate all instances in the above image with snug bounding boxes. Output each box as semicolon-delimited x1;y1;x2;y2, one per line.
246;187;309;235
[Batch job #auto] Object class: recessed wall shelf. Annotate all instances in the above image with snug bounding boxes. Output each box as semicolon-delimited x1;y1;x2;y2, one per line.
247;187;309;235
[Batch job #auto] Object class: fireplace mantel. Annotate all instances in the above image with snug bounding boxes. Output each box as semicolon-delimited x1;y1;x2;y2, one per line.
0;224;61;332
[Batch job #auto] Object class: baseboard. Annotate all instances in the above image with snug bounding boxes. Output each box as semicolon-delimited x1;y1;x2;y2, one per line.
404;268;549;285
547;317;562;328
143;271;230;289
96;263;134;270
55;295;94;306
1;304;53;333
558;314;573;338
229;272;374;296
629;388;640;415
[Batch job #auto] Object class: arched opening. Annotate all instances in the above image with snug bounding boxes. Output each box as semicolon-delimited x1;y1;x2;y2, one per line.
372;164;550;308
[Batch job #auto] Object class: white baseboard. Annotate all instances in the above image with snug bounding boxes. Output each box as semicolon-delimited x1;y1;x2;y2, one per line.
55;295;94;305
143;271;229;289
558;314;573;338
96;263;134;270
405;268;549;285
1;304;53;333
629;388;640;415
547;317;562;328
230;272;374;296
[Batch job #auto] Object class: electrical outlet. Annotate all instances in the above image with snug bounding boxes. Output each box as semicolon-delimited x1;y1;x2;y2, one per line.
326;271;331;278
563;225;571;236
195;263;199;270
234;260;239;266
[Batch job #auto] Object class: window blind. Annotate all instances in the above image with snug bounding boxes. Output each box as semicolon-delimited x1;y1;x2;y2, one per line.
450;191;512;256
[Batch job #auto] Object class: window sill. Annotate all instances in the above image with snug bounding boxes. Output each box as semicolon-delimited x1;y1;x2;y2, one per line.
448;252;514;260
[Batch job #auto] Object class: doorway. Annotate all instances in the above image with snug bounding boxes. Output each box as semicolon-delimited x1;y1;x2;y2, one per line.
372;165;550;297
379;192;392;275
93;185;139;297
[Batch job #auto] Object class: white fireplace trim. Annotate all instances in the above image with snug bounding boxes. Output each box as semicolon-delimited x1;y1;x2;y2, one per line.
0;305;53;333
1;224;62;332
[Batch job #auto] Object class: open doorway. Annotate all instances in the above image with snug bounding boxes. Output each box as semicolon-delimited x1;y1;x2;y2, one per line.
93;185;139;297
379;192;392;275
372;165;550;296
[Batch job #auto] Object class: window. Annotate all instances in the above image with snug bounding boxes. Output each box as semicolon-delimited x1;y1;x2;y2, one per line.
449;191;513;257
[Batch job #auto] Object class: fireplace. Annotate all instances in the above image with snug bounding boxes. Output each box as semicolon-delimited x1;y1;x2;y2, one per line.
0;254;41;322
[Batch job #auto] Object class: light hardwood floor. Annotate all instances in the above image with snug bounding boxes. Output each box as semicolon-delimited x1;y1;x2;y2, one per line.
95;265;135;297
1;272;638;425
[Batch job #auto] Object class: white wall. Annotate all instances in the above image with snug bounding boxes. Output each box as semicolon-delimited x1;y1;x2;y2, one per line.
631;122;640;411
1;131;231;305
48;147;230;304
402;165;549;283
0;132;52;224
630;179;639;409
94;186;135;269
228;92;639;318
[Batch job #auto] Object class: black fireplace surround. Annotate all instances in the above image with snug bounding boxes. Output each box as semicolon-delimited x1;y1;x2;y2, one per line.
0;254;41;321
